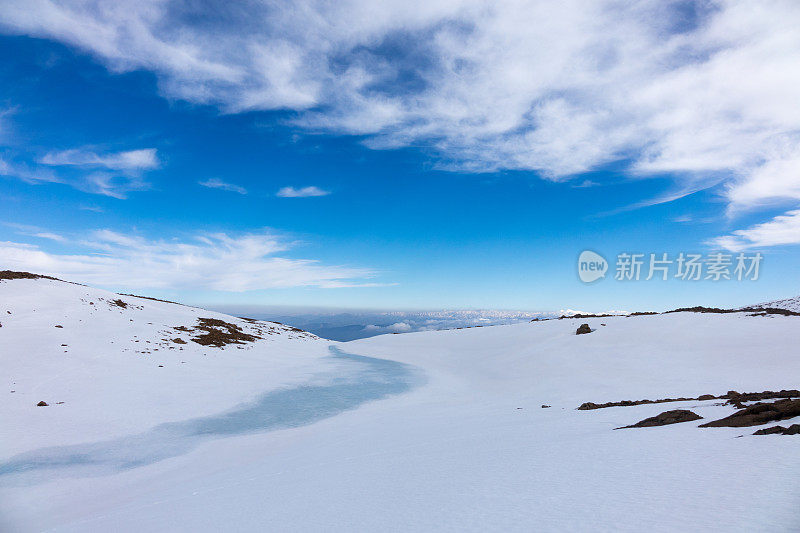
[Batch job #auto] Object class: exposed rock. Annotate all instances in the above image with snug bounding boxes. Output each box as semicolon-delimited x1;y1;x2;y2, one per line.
578;397;692;410
576;324;592;335
0;270;60;281
700;399;800;428
36;401;48;407
172;338;187;344
541;404;551;408
578;389;800;410
753;424;800;435
54;325;63;328
616;409;702;429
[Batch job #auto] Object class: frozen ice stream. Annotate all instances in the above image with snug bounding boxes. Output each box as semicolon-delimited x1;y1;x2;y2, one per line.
0;346;422;484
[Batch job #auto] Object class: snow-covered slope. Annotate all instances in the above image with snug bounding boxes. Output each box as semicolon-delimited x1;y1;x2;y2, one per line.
2;277;800;532
748;295;800;312
0;275;329;458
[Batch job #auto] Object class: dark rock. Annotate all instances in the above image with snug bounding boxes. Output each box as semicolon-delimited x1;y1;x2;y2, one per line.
576;324;592;335
54;325;63;328
0;271;60;281
541;404;551;408
172;338;187;344
577;388;800;411
36;401;48;406
616;409;702;429
753;424;800;435
700;399;800;428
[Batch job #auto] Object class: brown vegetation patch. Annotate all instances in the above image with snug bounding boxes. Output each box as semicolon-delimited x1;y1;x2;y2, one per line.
616;409;702;429
110;298;128;309
190;318;260;347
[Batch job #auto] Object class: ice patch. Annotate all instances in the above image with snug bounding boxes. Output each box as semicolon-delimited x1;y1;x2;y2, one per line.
0;346;422;484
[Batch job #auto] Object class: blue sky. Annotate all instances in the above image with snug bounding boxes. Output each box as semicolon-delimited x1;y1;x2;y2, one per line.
1;1;800;312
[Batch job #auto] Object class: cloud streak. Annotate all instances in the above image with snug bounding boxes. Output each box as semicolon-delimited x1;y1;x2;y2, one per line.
2;147;159;198
709;209;800;251
199;178;247;194
0;230;380;291
40;148;159;170
276;186;330;198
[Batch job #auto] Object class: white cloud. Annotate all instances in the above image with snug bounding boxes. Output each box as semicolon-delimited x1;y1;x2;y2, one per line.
0;230;379;291
3;1;800;242
199;178;247;195
2;3;798;196
1;148;159;197
32;232;67;242
79;171;149;199
40;148;159;170
709;209;800;251
276;186;330;198
0;158;61;183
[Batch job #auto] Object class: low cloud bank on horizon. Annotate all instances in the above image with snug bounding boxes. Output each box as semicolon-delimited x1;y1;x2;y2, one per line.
0;230;381;291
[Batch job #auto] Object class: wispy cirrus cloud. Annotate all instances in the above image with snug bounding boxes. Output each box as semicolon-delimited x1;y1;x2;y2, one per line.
276;186;330;198
199;178;247;194
0;229;382;291
40;148;159;170
1;147;159;198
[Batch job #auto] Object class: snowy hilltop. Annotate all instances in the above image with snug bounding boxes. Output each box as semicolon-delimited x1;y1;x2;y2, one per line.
2;272;800;532
746;295;800;313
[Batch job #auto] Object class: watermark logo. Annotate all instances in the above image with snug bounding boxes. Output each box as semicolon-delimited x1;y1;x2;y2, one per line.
578;250;608;283
577;250;763;283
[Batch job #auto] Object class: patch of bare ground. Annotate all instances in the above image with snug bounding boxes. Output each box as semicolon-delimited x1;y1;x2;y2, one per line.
578;389;800;411
0;270;60;281
190;318;261;347
699;399;800;428
616;410;702;429
666;305;800;317
753;424;800;435
118;293;185;306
